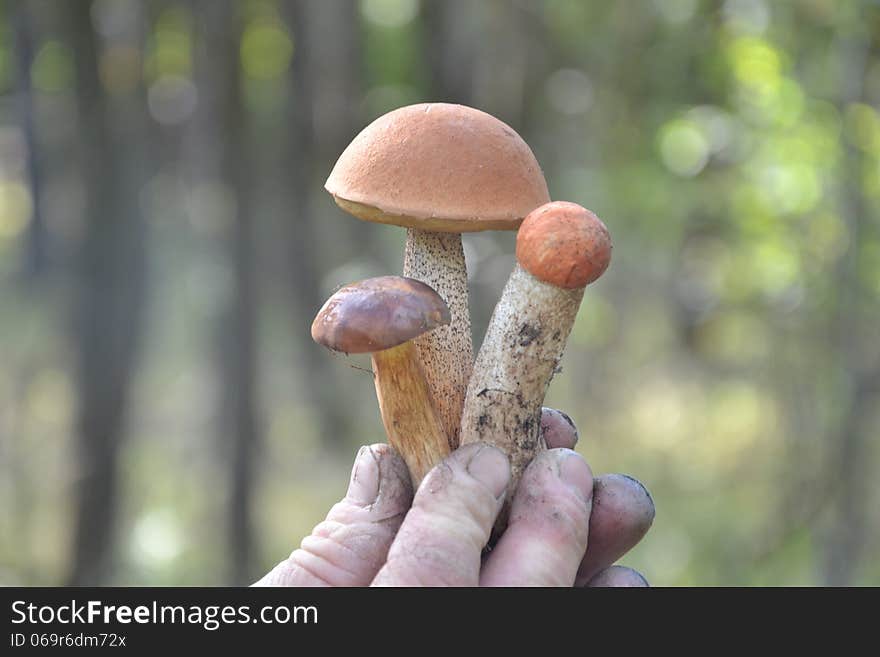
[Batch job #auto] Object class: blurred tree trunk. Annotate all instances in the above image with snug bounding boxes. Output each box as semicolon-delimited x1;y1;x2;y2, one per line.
474;1;529;129
193;0;261;585
821;25;878;586
282;0;362;450
423;1;534;125
67;1;149;585
14;1;48;279
423;0;476;104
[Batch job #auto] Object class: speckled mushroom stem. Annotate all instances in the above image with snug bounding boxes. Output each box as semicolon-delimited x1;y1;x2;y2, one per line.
459;266;583;528
372;341;451;487
404;228;473;449
459;201;612;536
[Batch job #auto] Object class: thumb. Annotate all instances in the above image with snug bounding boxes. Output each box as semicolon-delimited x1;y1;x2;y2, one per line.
254;444;413;587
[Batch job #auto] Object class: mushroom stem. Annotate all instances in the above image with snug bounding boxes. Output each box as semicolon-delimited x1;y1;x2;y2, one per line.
403;228;472;449
459;201;612;536
372;341;450;487
459;265;583;520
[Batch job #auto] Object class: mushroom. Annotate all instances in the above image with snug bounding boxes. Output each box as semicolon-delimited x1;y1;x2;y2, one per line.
311;276;452;486
325;103;550;448
459;201;612;531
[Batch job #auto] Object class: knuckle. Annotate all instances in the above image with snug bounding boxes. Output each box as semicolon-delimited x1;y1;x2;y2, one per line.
512;482;590;546
312;520;389;568
412;478;498;546
289;521;387;586
383;522;480;586
408;504;490;555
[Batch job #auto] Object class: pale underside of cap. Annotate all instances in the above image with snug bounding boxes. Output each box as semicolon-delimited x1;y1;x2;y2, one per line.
325;103;551;233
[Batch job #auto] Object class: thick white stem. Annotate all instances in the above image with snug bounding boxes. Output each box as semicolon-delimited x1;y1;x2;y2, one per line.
460;264;584;529
403;228;472;448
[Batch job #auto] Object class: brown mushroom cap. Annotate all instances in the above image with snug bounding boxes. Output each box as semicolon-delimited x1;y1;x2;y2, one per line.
311;276;451;354
516;201;612;289
325;103;550;232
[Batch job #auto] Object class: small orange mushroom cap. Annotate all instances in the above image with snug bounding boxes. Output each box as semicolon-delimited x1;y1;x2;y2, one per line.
515;201;612;289
325;103;550;232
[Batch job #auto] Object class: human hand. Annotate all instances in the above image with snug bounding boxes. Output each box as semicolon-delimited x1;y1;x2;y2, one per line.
254;408;654;587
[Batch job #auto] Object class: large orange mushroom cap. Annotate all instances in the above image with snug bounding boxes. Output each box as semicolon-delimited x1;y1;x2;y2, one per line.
516;201;612;289
325;103;550;232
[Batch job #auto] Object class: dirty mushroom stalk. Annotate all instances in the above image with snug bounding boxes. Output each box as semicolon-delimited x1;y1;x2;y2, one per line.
459;201;613;534
326;103;550;448
311;276;451;487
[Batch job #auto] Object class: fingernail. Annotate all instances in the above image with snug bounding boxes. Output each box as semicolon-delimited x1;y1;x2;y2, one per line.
347;446;380;506
556;409;576;429
558;451;593;503
541;408;579;448
620;473;655;507
544;407;577;433
466;445;510;499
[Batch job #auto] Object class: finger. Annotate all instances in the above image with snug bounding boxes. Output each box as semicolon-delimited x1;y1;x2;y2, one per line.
541;407;579;449
586;565;649;587
480;449;593;587
254;444;413;587
574;474;655;586
371;443;509;586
